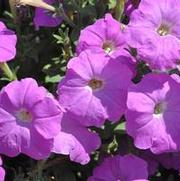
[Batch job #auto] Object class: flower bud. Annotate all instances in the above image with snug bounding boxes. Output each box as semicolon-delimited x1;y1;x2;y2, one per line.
16;0;55;12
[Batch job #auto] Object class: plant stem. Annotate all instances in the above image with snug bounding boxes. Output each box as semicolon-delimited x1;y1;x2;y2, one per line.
115;0;125;21
37;160;46;181
0;63;17;81
56;4;76;27
9;0;19;23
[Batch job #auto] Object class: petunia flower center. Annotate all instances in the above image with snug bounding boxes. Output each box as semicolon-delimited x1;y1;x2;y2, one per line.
88;79;103;90
157;24;170;36
154;102;167;115
16;108;33;122
102;41;115;54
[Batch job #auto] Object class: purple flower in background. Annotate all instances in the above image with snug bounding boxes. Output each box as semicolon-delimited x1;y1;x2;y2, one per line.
126;73;180;154
124;0;180;71
77;14;129;58
88;154;149;181
0;21;17;62
157;152;180;172
0;157;5;181
139;150;159;175
140;149;180;173
33;0;62;29
58;50;133;127
52;112;101;165
115;134;158;175
0;78;63;159
124;0;140;16
171;74;180;83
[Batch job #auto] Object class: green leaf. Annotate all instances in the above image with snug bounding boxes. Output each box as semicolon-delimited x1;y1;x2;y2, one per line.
115;0;126;21
45;75;62;83
107;136;118;153
108;0;116;9
114;122;125;131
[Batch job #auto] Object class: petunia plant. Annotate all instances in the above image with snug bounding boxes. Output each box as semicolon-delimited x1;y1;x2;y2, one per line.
1;0;180;181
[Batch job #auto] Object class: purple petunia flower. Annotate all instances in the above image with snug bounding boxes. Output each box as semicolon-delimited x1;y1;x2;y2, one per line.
52;112;101;165
124;0;180;71
126;73;180;154
88;154;149;181
33;0;62;29
76;13;137;75
0;157;5;181
76;13;136;74
58;50;133;127
77;14;132;58
0;21;17;62
0;78;63;159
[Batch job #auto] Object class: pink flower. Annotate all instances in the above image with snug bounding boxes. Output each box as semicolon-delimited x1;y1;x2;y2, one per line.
33;0;62;29
124;0;180;71
52;112;101;165
58;50;133;127
0;21;17;62
76;13;136;73
0;78;63;159
88;154;149;181
77;14;132;56
126;73;180;153
0;157;5;181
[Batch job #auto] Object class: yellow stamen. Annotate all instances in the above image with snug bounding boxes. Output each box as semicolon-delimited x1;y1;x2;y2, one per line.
16;109;32;122
102;41;115;54
88;79;103;90
157;24;170;36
